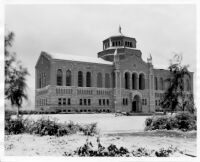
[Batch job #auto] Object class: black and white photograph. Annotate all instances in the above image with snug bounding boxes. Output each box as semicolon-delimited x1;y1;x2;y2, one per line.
1;0;199;161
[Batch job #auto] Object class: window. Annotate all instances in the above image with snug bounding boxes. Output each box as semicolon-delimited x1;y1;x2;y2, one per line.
66;70;71;86
154;77;158;90
84;99;87;105
78;71;83;87
80;99;82;105
88;99;91;106
139;73;145;90
105;73;110;88
97;72;103;87
86;72;91;87
132;73;137;90
58;98;62;105
68;98;71;105
125;72;130;89
186;79;190;91
39;76;42;88
159;78;164;90
103;99;105;105
107;99;109;105
99;99;101;105
57;69;63;86
63;98;66;105
123;98;128;105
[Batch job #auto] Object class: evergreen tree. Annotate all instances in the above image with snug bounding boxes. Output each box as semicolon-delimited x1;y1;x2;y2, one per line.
161;54;194;113
5;31;29;117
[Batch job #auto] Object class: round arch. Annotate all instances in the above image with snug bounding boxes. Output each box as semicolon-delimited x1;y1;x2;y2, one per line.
139;73;145;90
132;95;141;112
132;72;138;90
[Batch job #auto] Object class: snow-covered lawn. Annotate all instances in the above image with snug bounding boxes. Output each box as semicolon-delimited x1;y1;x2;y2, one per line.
23;113;149;133
5;132;196;156
6;114;196;156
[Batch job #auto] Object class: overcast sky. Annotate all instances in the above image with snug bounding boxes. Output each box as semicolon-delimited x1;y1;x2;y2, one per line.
5;4;196;109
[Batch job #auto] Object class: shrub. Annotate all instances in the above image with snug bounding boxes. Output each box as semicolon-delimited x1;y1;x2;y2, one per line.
63;138;181;157
5;110;16;121
145;117;153;127
174;112;196;131
5;116;98;136
145;112;196;131
68;139;130;157
132;147;151;157
155;146;178;157
5;117;25;134
80;123;97;136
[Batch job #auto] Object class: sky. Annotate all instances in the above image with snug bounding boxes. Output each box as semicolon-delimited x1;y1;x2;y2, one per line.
5;4;197;109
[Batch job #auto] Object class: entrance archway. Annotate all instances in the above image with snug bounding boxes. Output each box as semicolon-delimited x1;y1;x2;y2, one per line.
132;95;141;112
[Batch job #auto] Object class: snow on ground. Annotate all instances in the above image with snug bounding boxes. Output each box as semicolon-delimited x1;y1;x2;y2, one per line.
5;133;196;156
22;114;148;133
6;114;196;156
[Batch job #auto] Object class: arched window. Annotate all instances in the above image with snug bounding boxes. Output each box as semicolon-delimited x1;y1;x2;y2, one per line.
57;69;63;86
154;77;158;90
186;79;190;91
43;73;46;87
86;72;91;87
132;73;137;90
39;74;42;88
159;78;164;90
125;72;130;89
41;73;43;88
105;73;110;88
97;72;102;88
78;71;83;87
139;73;145;90
66;70;71;86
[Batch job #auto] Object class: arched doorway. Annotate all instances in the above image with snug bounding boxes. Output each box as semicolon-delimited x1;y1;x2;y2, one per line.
132;95;141;112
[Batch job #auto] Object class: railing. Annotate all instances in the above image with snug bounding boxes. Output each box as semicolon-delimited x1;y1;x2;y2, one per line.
36;86;49;95
56;87;73;95
53;86;113;96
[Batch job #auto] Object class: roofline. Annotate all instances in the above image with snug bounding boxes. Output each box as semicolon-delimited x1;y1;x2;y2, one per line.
103;35;136;42
52;58;113;66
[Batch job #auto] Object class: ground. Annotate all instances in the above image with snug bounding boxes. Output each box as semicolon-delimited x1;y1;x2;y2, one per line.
5;114;197;156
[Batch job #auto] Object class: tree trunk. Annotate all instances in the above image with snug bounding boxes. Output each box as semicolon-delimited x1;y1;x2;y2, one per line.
17;106;19;118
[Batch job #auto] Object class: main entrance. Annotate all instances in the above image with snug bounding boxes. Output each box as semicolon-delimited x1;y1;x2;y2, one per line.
132;95;140;112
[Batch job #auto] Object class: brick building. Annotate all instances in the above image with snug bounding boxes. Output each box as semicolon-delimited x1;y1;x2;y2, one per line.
35;31;193;113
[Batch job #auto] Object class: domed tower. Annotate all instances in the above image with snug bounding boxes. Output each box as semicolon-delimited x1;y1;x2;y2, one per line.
97;27;142;62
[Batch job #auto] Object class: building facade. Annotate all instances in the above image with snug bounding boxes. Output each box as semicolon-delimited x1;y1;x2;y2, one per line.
35;31;193;113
